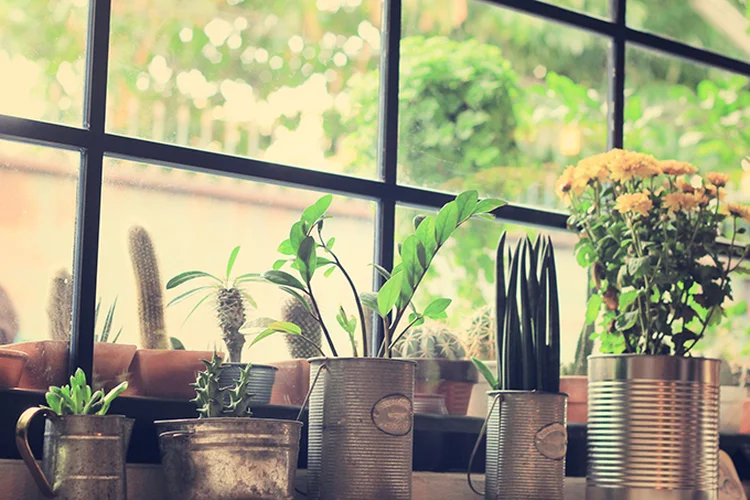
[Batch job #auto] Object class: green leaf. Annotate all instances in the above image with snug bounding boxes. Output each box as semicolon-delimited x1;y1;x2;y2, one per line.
234;273;263;283
435;201;459;245
166;285;215;307
264;270;306;290
277;240;294;256
226;246;240;280
297;236;317;281
575;240;596;268
269;321;302;335
169;337;186;350
301;194;333;226
626;256;650;277
360;292;380;314
371;263;392;280
272;259;287;271
415;215;437;260
182;293;213;325
585;294;602;326
250;328;280;348
377;272;404;317
166;271;222;289
472;357;498;390
618;288;639;309
472;198;505;216
400;235;423;286
423;298;452;319
324;266;336;278
289;221;306;253
455;190;479;222
615;310;639;330
327;237;336;249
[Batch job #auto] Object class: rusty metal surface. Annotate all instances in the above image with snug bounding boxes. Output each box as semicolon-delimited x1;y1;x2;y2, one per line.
156;417;302;500
306;357;416;500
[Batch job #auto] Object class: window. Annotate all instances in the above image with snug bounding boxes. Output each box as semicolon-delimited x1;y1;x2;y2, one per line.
1;0;748;399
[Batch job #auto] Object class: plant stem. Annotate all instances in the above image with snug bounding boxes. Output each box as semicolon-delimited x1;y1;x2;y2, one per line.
306;281;338;357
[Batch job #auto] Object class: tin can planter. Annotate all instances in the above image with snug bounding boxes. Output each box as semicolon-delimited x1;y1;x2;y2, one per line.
587;355;720;500
307;357;416;500
485;390;568;499
156;417;302;500
218;363;278;405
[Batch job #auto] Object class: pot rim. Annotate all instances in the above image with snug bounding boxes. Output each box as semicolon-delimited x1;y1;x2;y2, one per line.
0;349;28;360
307;356;417;365
155;417;303;427
54;414;133;421
486;389;566;396
588;353;719;362
220;362;278;370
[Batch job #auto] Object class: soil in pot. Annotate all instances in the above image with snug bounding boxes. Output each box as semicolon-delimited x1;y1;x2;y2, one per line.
4;340;68;390
560;375;588;423
0;349;28;388
268;359;310;407
126;349;219;399
93;343;137;392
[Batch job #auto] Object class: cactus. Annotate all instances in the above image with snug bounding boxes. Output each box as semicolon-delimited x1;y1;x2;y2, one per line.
392;323;466;360
191;352;253;418
48;268;73;341
463;306;495;360
128;226;169;349
216;287;246;363
281;296;322;359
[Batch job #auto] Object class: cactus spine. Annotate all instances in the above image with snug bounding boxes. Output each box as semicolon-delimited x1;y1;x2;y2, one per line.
191;352;253;418
48;268;73;341
128;226;169;349
392;323;466;360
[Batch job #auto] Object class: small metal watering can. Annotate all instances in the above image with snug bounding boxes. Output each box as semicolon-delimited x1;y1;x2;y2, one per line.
15;407;134;500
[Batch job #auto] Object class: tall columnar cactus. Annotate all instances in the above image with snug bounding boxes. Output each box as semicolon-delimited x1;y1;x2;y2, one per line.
392;324;466;360
281;296;322;359
191;352;253;418
48;268;73;341
128;226;169;349
217;287;246;363
463;306;495;360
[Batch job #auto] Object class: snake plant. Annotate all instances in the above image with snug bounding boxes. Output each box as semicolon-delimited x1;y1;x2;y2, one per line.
473;232;561;392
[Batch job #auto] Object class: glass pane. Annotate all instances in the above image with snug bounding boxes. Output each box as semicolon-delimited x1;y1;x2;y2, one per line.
387;3;609;209
627;0;750;62
106;0;380;178
97;157;375;399
395;206;588;372
0;0;88;125
0;140;79;390
545;0;609;19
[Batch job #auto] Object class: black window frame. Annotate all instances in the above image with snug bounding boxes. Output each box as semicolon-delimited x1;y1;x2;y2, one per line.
0;0;749;387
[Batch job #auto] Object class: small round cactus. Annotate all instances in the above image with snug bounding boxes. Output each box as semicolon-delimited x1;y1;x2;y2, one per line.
462;305;495;360
392;323;466;360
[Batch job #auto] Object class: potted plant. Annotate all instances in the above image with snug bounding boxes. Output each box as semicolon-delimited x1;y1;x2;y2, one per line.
559;149;747;497
472;232;565;500
254;191;503;499
15;369;132;500
392;322;478;415
165;246;278;404
462;306;497;417
155;352;302;499
0;349;27;388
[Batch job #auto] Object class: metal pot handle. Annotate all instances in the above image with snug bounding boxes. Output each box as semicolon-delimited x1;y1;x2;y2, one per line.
15;407;58;498
467;393;503;497
296;361;327;422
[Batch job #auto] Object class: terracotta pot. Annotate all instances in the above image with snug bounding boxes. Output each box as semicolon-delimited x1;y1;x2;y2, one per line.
126;349;219;399
2;340;69;390
268;359;310;406
412;359;478;416
93;343;137;392
0;349;28;388
739;399;750;435
560;375;588;423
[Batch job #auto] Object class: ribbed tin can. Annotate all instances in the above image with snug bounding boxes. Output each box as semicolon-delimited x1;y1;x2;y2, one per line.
219;363;278;405
485;391;568;500
307;357;416;500
587;355;720;500
156;417;302;500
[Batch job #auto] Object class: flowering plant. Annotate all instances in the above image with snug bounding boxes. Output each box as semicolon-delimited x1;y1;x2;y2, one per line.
558;149;749;355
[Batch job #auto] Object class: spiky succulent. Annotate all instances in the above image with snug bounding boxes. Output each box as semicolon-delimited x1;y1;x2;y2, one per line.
473;232;561;392
463;306;495;360
392;324;466;360
167;247;262;363
191;352;254;418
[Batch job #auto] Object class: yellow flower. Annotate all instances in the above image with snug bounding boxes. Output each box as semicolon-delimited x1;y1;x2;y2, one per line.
705;172;729;188
609;151;661;182
724;203;750;222
615;191;653;217
663;192;700;213
556;166;581;198
676;179;695;193
660;160;698;176
701;184;726;201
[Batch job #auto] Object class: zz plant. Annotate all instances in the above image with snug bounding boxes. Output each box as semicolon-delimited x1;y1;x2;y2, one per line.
254;191;504;357
43;368;128;416
473;232;561;392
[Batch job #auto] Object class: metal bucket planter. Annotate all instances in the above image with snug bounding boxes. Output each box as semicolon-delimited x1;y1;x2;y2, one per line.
484;391;567;500
587;355;720;500
156;417;302;500
307;357;416;500
219;363;278;405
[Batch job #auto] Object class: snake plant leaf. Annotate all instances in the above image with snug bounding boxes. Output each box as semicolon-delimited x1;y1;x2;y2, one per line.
472;357;498;391
495;232;507;388
435;200;459;245
505;239;522;390
225;246;240;281
455;190;479;223
166;271;222;289
518;240;535;391
536;248;549;392
547;237;560;393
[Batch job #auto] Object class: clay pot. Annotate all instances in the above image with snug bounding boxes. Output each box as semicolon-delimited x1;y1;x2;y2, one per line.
126;349;219;399
0;349;29;388
560;375;588;423
412;359;478;416
93;343;137;391
268;359;311;407
3;340;69;390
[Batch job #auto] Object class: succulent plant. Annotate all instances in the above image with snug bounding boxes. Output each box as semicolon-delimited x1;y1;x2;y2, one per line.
281;295;322;359
463;306;495;360
43;368;128;416
129;226;169;350
191;352;253;418
392;323;466;360
473;232;560;393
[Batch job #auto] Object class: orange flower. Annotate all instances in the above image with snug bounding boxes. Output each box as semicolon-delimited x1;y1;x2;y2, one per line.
676;179;695;193
556;165;587;199
615;191;653;217
660;160;698;176
663;192;700;213
724;203;750;222
701;184;726;201
705;172;729;188
609;151;661;182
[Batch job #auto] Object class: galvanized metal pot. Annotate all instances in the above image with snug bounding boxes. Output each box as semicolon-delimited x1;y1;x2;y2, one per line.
15;408;134;500
587;355;720;500
218;363;278;405
485;391;568;500
307;357;416;500
156;417;302;500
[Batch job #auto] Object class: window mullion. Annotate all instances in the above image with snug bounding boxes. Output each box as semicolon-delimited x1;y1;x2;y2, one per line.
608;0;626;150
